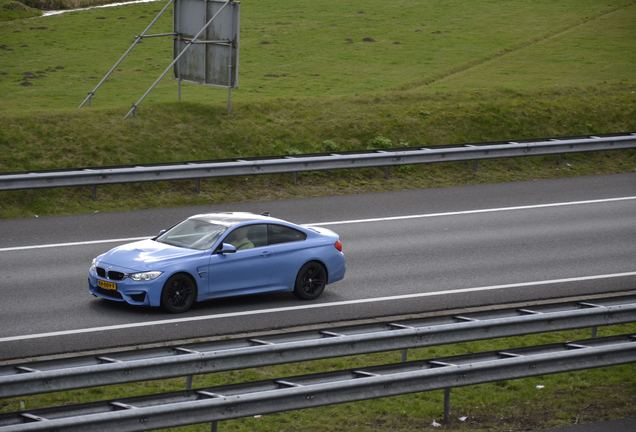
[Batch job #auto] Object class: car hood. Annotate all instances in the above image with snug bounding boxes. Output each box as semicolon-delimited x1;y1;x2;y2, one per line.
98;239;204;271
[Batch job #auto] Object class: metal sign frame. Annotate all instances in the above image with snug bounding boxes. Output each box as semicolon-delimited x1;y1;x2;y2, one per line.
78;0;240;118
174;0;240;88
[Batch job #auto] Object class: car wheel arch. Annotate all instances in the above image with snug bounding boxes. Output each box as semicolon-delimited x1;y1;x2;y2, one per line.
303;259;328;282
171;270;198;288
162;271;200;300
293;260;328;300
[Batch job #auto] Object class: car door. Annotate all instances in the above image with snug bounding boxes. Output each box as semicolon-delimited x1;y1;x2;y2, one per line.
206;224;273;297
263;223;309;289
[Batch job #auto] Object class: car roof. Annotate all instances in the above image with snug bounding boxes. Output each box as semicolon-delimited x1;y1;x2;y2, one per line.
188;212;285;227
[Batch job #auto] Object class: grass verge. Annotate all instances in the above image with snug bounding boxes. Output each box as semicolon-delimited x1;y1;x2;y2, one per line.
1;85;635;218
1;324;634;431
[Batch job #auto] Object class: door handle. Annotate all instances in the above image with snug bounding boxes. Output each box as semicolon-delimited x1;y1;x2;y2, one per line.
260;250;271;257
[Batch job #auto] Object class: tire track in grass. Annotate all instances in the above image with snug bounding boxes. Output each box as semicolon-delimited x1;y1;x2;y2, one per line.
397;2;636;91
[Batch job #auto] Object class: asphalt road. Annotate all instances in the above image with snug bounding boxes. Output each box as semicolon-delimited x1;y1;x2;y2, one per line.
1;173;635;360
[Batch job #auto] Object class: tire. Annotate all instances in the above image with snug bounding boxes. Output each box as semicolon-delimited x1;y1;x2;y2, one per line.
161;273;197;313
294;262;327;300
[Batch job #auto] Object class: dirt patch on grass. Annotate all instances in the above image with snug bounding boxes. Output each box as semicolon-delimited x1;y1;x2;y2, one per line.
18;65;64;86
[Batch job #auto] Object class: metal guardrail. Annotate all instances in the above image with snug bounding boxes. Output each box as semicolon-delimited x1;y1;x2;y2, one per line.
0;133;634;191
1;334;634;431
1;295;634;398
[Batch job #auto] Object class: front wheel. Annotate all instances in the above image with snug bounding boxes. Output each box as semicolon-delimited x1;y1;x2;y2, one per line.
294;262;326;300
161;274;197;313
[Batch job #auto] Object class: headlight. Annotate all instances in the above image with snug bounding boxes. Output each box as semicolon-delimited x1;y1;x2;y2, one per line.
129;271;163;281
89;258;96;272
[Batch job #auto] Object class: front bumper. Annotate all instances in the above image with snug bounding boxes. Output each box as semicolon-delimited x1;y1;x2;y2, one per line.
88;267;165;307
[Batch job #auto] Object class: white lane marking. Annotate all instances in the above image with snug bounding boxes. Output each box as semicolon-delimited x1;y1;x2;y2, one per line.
2;196;635;252
1;271;635;343
0;237;149;252
310;195;636;226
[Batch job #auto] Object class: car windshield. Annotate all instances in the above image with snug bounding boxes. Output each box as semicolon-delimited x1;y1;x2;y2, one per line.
155;219;227;250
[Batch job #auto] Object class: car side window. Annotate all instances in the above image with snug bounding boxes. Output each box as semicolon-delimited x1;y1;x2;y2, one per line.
224;224;267;250
268;224;307;245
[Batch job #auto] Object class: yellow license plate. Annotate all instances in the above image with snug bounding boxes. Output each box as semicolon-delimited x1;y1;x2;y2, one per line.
97;280;117;291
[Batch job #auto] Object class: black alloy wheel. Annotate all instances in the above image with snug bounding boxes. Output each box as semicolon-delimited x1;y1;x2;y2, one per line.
161;274;197;313
294;262;327;300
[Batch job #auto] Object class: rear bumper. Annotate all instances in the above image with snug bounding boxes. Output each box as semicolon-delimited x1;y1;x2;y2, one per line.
327;253;346;284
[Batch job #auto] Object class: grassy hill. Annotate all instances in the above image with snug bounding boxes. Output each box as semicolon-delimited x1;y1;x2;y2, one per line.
0;0;635;217
2;0;636;108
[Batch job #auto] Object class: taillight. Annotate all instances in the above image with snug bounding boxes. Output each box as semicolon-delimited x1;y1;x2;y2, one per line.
334;240;343;252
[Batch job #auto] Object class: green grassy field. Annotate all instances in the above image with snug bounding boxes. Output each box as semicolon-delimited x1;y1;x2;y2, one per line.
0;0;635;217
2;0;636;109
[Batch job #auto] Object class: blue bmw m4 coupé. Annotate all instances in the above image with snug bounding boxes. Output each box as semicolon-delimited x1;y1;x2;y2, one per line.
88;212;345;313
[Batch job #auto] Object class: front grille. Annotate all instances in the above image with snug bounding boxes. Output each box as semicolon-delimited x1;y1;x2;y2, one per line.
97;267;126;281
95;287;123;299
107;271;125;281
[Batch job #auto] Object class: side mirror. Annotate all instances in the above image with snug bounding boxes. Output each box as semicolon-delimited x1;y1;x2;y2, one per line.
217;243;237;255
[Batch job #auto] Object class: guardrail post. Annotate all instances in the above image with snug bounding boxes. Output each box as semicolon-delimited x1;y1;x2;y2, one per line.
472;160;479;174
401;349;408;362
91;185;97;201
591;326;598;338
443;387;451;424
211;420;218;432
186;375;193;390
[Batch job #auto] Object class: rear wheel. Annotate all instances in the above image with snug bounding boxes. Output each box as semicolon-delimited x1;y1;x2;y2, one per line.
161;274;197;313
294;262;326;300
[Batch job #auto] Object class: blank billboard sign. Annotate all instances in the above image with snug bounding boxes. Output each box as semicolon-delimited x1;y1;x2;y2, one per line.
174;0;240;88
